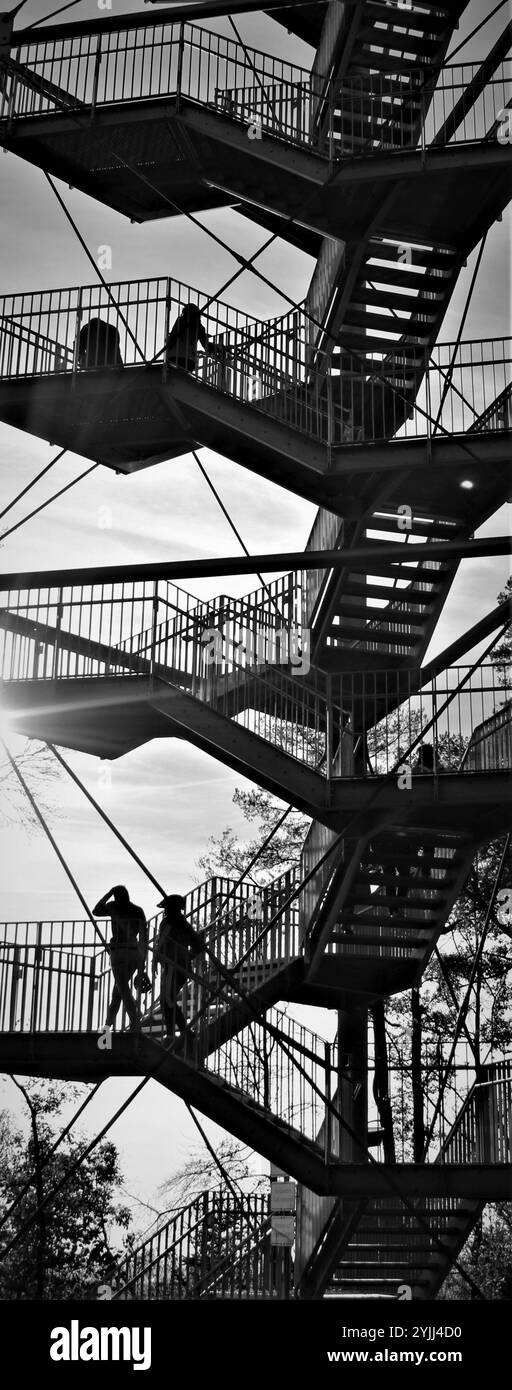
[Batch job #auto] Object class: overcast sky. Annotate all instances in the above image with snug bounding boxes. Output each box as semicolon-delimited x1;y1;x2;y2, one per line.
0;0;510;1222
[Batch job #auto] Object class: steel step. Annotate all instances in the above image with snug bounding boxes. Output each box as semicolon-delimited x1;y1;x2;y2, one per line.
336;1259;443;1272
328;621;418;645
363;1;450;30
360;263;454;291
368;515;460;534
343;560;449;581
366;242;457;271
351;286;444;312
331;609;425;632
330;932;425;947
340;579;438;605
357;25;442;58
333;601;429;624
353;892;446;908
337;915;438;929
344;308;437;337
360;871;454;889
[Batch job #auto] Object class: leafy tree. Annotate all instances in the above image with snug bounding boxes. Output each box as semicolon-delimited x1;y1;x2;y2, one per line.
438;1205;512;1300
198;787;309;886
492;575;512;686
161;1136;267;1209
0;1080;131;1299
0;740;59;831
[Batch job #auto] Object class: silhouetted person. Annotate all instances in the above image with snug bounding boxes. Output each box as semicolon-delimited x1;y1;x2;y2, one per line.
78;318;123;369
353;731;374;776
153;893;205;1038
93;885;148;1030
412;741;435;773
165;304;217;373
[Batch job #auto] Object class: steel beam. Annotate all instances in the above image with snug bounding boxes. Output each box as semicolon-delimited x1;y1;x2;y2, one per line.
324;1165;512;1201
420;601;512;685
1;536;510;593
13;2;303;46
329;433;512;476
0;1033;510;1199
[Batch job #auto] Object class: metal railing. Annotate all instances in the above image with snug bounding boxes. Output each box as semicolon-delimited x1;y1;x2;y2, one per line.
0;822;463;1057
337;664;512;777
302;508;344;630
0;570;299;680
2;14;509;159
0;908;341;1156
328;62;511;157
109;1190;273;1301
383;1038;482;1164
1;557;509;778
298;820;342;947
0;275;510;447
4;897;503;1160
0;858;308;1042
472;379;512;434
1;21;310;130
438;1059;512;1166
295;1053;512;1288
0;919;102;1034
461;698;512;771
0;573;331;774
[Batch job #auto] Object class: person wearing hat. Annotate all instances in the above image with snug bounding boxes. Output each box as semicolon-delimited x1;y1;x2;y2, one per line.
153;893;206;1038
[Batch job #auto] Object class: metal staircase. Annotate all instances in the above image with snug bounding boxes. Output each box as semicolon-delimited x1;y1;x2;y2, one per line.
0;0;510;1301
296;1058;512;1299
107;1190;280;1302
268;1;467;68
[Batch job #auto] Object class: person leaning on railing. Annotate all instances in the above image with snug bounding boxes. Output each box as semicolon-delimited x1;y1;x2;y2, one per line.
164;303;222;374
152;893;206;1041
93;884;148;1031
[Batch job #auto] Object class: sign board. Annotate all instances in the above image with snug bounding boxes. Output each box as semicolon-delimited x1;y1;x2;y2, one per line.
269;1164;289;1180
270;1182;296;1213
270;1215;295;1248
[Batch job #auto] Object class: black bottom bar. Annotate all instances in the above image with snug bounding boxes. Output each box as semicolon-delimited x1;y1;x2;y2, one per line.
0;1298;508;1381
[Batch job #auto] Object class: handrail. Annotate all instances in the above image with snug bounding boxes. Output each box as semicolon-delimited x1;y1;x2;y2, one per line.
2;17;509;158
437;1060;512;1166
108;1189;271;1301
295;1051;512;1288
0;906;340;1151
0;272;510;447
1;555;509;781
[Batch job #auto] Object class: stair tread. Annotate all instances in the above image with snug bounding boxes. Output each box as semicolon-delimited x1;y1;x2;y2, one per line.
353;892;446;906
336;1262;445;1273
332;611;425;631
330;933;425;947
357;871;454;887
341;579;438;604
352;286;444;312
364;251;456;275
344;560;449;580
350;1245;436;1256
357;25;442;58
350;48;433;74
369;515;460;533
339;911;435;925
344;308;436;335
332;106;419;135
329;623;418;645
363;1;450;31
